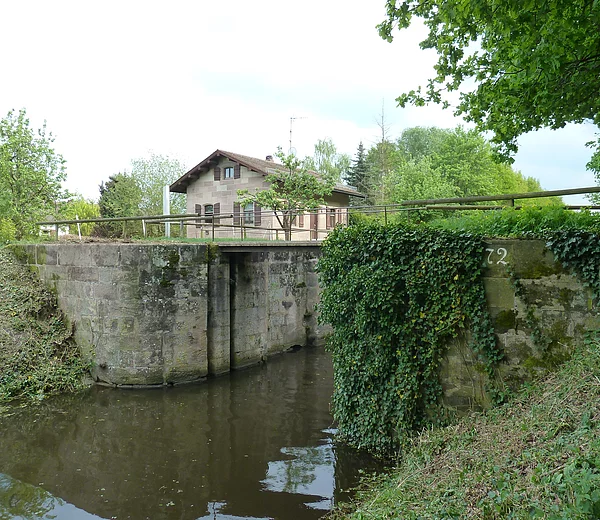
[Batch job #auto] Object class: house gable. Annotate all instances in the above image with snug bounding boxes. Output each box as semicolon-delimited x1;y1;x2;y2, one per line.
170;149;365;200
170;150;286;194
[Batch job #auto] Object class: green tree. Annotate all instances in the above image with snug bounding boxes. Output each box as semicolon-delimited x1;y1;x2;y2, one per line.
346;141;369;201
129;153;186;217
238;148;334;240
396;126;447;161
0;109;66;238
392;127;549;201
378;0;600;160
303;138;351;185
384;157;458;203
376;126;556;220
362;107;402;205
60;196;100;236
96;173;142;238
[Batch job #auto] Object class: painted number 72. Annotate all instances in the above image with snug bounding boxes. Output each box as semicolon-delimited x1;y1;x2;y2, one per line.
486;247;508;265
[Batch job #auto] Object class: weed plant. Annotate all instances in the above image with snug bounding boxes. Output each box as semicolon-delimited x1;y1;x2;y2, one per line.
0;248;90;405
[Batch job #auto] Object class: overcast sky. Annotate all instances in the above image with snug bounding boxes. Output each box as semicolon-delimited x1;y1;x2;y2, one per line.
1;0;597;204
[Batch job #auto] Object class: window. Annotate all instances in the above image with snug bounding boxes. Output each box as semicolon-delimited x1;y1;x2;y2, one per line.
298;211;304;228
244;203;254;225
204;204;214;223
326;208;336;229
224;167;234;179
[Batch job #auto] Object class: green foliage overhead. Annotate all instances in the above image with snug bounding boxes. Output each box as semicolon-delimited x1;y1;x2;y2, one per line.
0;109;66;238
378;1;600;160
238;148;334;240
317;223;501;456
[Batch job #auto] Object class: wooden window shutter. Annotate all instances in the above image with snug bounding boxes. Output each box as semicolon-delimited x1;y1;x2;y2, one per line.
233;202;240;225
326;208;331;229
214;202;220;215
195;204;202;228
254;203;261;226
214;166;221;181
234;164;241;179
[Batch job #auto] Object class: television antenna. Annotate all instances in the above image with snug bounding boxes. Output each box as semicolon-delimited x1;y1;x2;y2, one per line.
289;116;307;156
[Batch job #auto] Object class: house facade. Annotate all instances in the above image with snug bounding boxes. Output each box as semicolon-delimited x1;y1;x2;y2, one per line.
170;150;364;240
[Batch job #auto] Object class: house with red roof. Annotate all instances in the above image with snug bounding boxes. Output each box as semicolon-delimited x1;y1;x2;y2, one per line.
170;150;364;240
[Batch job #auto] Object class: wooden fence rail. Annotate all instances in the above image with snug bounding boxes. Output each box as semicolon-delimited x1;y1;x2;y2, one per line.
37;186;600;241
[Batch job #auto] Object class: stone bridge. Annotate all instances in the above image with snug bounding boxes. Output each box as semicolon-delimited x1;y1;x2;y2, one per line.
11;240;599;409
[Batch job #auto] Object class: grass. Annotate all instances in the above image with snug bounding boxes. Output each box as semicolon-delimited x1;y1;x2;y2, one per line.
332;338;600;519
430;206;600;237
0;247;90;407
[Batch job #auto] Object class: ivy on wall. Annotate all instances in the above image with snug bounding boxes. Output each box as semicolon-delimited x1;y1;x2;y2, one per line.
317;224;502;456
547;230;600;302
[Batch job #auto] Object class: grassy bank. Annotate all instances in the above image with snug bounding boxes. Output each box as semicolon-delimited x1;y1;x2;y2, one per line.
0;247;90;406
333;339;600;519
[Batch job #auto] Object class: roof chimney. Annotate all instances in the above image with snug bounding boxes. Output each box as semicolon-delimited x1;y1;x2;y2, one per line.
265;155;274;162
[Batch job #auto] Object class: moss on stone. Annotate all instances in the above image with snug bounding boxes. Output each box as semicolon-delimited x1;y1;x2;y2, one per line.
547;320;572;347
167;251;180;268
558;287;574;308
518;257;564;280
205;243;219;263
494;310;517;333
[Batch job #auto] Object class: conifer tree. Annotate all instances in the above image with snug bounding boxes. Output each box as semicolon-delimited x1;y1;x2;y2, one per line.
346;142;368;196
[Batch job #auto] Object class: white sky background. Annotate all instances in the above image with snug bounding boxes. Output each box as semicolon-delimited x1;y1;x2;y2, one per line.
0;0;597;204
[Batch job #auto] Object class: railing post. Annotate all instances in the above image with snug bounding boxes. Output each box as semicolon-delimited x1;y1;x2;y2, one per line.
142;219;146;237
76;214;82;241
384;206;388;225
212;217;215;242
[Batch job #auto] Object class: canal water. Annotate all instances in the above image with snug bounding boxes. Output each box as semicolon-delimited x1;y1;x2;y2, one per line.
0;346;382;519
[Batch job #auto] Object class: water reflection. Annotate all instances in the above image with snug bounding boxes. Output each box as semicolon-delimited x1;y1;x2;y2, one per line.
262;439;336;511
0;473;103;520
0;347;382;520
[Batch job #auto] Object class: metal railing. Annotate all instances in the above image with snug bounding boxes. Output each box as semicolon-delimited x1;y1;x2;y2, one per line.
36;186;600;242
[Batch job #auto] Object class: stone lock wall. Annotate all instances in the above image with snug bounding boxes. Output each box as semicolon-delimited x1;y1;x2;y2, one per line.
12;242;325;386
441;239;600;410
13;243;210;385
12;239;599;398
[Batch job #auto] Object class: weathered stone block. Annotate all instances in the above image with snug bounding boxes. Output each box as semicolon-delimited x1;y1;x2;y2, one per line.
511;240;566;279
483;277;515;309
92;283;119;300
90;245;120;267
58;245;92;267
68;266;99;282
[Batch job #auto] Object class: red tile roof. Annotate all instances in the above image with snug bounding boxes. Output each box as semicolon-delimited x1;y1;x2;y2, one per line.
170;149;365;198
